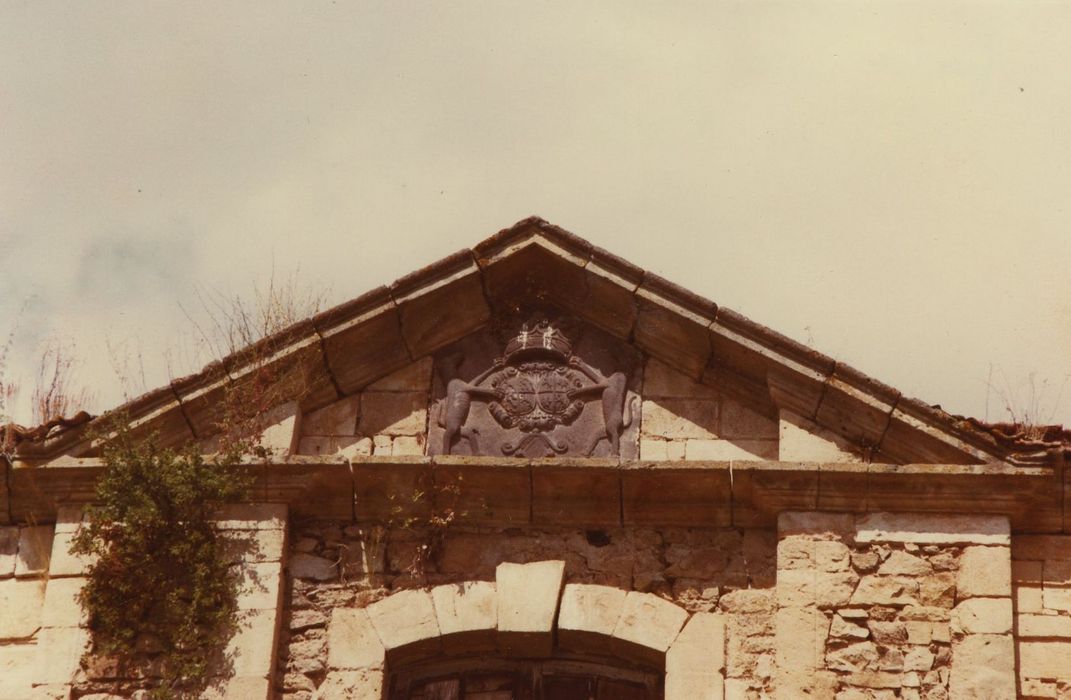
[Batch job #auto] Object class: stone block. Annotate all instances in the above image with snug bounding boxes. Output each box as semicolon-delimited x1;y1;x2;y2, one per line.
1020;640;1071;680
877;550;933;576
0;643;35;699
327;608;386;670
778;411;860;463
558;584;627;654
366;357;433;392
358;391;427;437
644;358;718;399
213;503;288;531
949;634;1015;699
475;231;590;312
776;566;856;608
814;371;897;448
854;513;1010;545
226;608;279;678
956;545;1011;598
611;591;689;668
0;578;45;639
1044;558;1071;584
201;675;272;700
1019;678;1060;699
391;435;424;456
1043;585;1071;612
220;528;286;564
849;576;919;606
736;464;822;528
905;621;932;645
1017;583;1043;613
366;588;441;663
720;398;777;439
297;435;371;458
579;248;643;338
639;439;669;461
622;465;731;527
393;254;490;358
774;606;826;694
778;511;854;539
432;460;530;526
633;277;715;379
317;289;412;395
665;671;724;700
0;527;17;577
667;612;725;672
47;529;94;578
496;560;565;657
258;401;300;455
951;598;1012;635
801;535;839;571
32;625;89;685
641;399;718;440
41;576;86;628
314;669;384;700
302;395;361;436
237;562;282;610
431;581;497;654
1014;535;1071;561
684;438;777;461
16;525;53;578
352;462;431;522
532;466;619;527
1018;614;1071;638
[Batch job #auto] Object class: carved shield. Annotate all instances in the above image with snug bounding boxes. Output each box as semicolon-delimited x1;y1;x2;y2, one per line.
498;373;535;416
536;370;573;415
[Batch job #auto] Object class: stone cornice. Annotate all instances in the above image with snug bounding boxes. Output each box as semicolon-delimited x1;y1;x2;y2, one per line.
6;456;1066;534
12;217;1062;468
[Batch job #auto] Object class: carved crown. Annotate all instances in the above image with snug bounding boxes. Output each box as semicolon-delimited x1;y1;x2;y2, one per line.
502;317;572;363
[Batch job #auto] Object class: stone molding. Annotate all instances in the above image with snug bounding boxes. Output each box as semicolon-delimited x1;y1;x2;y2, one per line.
8;456;1066;533
322;560;725;700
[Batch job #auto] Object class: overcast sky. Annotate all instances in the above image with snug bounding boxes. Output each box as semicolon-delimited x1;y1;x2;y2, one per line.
2;1;1069;427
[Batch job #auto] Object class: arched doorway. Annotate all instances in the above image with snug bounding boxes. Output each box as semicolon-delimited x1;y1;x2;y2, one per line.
334;560;725;700
391;654;663;699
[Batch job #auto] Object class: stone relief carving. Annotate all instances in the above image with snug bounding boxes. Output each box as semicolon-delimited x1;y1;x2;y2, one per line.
432;316;640;458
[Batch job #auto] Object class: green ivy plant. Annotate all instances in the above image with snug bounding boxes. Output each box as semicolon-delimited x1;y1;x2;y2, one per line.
71;425;250;698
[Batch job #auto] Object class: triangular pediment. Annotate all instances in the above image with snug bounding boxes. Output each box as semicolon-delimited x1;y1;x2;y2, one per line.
13;217;1056;468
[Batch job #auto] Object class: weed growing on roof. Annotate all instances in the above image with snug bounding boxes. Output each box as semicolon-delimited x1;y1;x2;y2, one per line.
70;422;250;699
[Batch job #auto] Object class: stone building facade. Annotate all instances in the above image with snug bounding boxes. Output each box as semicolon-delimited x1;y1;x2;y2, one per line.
2;218;1069;699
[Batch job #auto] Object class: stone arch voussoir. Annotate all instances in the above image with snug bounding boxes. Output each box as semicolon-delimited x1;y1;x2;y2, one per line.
321;560;725;700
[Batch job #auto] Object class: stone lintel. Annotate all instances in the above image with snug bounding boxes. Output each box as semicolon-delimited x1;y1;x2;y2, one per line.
532;463;620;527
5;457;1065;534
622;463;731;527
431;458;530;527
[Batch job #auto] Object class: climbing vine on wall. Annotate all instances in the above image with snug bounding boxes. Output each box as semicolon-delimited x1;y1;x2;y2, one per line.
70;425;250;698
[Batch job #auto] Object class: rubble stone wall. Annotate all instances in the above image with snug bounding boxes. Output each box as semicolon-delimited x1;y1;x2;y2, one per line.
776;511;1015;700
277;520;777;699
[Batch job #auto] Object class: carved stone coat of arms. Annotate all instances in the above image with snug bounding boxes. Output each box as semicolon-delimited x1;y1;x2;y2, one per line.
430;317;640;458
